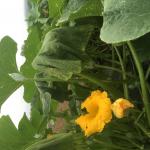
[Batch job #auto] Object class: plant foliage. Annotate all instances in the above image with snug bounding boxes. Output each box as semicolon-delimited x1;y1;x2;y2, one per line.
0;0;150;149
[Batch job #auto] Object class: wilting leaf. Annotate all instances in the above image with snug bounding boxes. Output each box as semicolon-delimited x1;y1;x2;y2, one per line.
32;25;93;80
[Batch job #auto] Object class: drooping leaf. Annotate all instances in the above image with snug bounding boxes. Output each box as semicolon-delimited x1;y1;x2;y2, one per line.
100;0;150;43
32;25;93;80
57;0;103;24
0;36;22;106
20;26;41;102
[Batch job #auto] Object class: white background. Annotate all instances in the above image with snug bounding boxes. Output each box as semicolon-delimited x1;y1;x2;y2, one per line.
0;0;31;127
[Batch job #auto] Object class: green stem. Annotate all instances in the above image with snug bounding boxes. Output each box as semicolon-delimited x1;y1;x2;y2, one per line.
93;139;126;150
104;58;121;65
145;65;150;80
94;64;135;78
112;46;116;68
127;41;150;126
26;133;72;150
95;64;123;73
136;122;150;138
114;46;129;99
112;135;144;150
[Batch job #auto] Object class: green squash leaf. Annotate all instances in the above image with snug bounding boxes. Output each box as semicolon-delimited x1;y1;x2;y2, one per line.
70;0;103;20
32;26;93;81
0;115;37;150
57;0;88;24
57;0;103;24
48;0;67;18
20;26;41;102
0;36;22;106
100;0;150;43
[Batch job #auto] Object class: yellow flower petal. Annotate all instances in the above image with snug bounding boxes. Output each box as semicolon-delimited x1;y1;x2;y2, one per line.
111;98;134;118
75;90;112;136
75;113;105;137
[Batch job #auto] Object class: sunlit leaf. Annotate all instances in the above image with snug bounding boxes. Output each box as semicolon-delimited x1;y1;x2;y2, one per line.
101;0;150;43
20;26;41;102
48;0;67;18
0;116;37;150
0;37;22;106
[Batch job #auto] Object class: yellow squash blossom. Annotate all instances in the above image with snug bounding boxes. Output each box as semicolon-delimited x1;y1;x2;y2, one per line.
111;98;134;118
75;90;112;137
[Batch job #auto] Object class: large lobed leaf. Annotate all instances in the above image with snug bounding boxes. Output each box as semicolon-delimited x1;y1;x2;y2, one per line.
32;25;93;80
20;26;41;102
100;0;150;43
0;114;88;150
0;105;44;150
0;37;22;106
32;25;93;104
0;115;38;150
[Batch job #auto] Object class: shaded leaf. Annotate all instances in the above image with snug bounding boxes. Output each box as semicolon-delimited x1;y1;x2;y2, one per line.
32;25;93;80
133;33;150;62
79;71;123;99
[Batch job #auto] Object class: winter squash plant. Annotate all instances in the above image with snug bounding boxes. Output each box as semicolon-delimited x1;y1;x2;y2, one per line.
0;0;150;149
